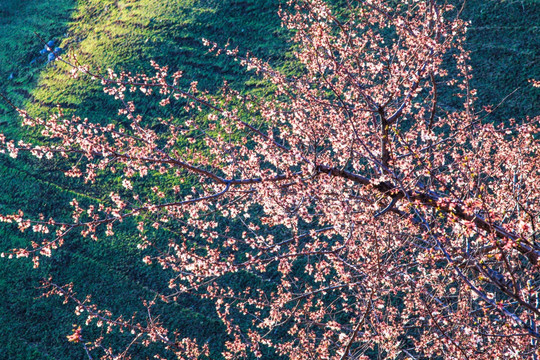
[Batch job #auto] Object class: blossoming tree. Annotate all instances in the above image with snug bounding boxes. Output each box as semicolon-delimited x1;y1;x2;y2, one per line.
1;0;540;358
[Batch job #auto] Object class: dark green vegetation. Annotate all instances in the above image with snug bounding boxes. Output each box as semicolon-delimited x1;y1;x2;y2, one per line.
0;0;538;358
463;1;539;121
0;1;287;358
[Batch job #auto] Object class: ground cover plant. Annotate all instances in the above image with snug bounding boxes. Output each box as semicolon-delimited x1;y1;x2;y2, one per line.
0;0;539;359
0;0;286;358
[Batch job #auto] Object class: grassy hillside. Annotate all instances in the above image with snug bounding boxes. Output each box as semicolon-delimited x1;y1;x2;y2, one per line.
0;1;287;358
0;0;538;358
462;0;539;121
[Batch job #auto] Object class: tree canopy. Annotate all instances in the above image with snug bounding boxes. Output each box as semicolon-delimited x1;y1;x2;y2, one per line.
1;0;540;359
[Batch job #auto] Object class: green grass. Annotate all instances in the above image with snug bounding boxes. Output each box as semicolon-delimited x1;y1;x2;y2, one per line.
25;0;288;121
0;0;75;133
0;1;287;358
462;0;539;121
0;0;538;358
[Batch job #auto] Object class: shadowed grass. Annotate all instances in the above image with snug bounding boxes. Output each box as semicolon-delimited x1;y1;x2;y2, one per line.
0;0;538;358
